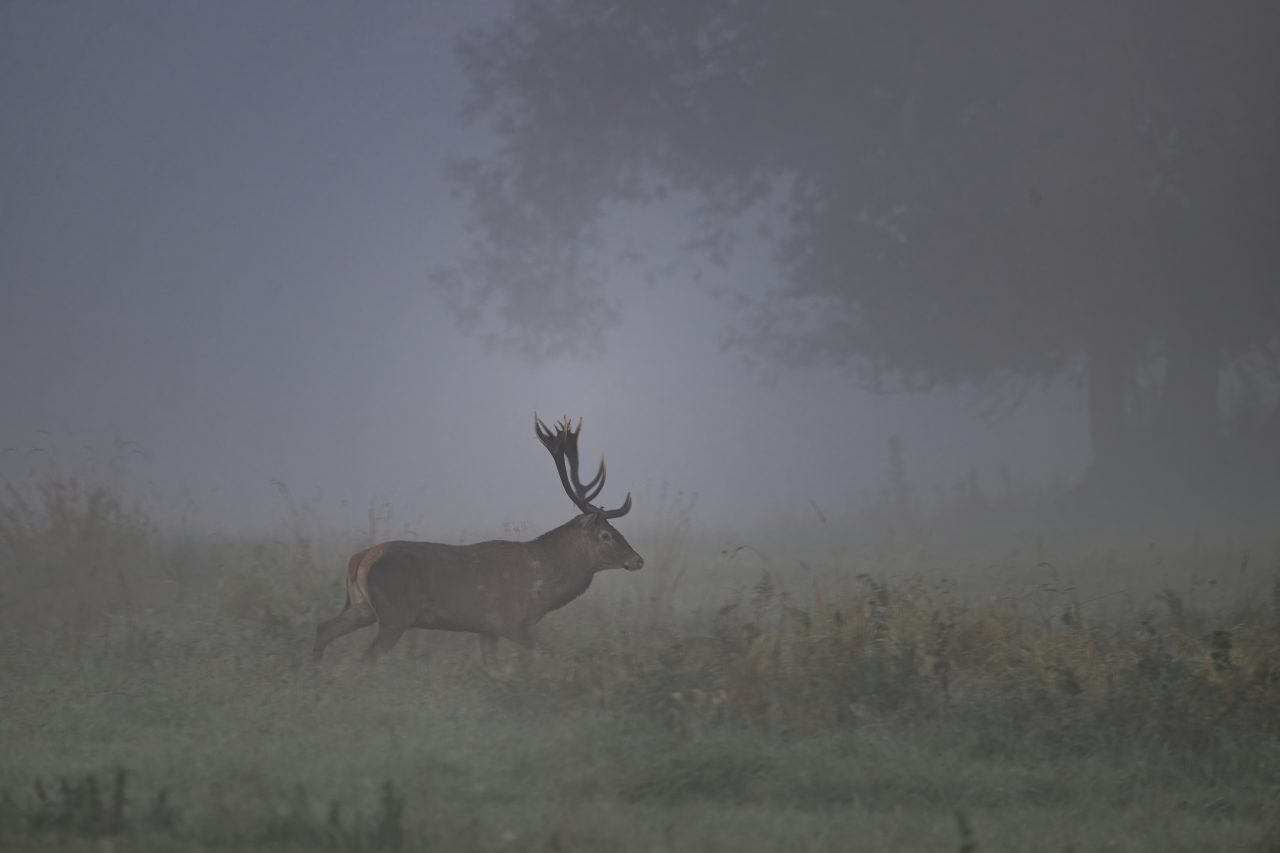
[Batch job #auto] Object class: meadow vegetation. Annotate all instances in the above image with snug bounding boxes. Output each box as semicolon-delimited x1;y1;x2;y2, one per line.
2;455;1279;852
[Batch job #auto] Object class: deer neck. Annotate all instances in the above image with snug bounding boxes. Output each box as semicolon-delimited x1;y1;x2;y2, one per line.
529;519;599;606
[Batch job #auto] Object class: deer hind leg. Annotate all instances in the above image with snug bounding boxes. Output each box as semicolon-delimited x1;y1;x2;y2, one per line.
361;619;409;663
361;559;418;662
313;605;376;663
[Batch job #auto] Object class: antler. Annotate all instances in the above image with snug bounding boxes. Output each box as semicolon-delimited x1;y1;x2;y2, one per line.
560;417;607;503
534;414;632;519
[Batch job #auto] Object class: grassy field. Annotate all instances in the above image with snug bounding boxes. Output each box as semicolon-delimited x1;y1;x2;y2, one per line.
2;473;1280;851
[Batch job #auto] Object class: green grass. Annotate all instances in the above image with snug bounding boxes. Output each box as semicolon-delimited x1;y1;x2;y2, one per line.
2;470;1280;851
3;570;1280;852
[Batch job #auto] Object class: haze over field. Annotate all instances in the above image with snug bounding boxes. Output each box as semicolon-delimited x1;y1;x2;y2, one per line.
8;1;1234;537
3;5;1280;851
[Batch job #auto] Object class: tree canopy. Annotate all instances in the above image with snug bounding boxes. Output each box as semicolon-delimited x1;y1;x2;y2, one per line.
439;1;1280;485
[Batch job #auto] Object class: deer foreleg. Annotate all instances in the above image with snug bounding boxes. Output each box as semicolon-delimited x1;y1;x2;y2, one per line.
504;621;538;654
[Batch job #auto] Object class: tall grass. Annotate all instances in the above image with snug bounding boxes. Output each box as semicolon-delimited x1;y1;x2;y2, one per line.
2;459;1279;851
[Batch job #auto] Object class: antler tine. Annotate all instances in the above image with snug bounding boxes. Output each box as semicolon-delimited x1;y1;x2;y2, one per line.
534;413;595;515
581;457;606;503
561;417;583;485
535;414;565;456
561;418;606;502
534;412;631;519
601;492;632;519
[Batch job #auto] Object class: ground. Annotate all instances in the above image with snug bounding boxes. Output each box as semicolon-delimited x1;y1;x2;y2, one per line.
2;546;1278;852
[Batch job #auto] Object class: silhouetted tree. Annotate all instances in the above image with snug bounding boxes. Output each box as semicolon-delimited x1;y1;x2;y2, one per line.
438;1;1280;491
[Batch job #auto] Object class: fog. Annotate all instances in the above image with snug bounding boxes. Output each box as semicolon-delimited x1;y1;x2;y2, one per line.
1;1;1274;540
5;5;1280;848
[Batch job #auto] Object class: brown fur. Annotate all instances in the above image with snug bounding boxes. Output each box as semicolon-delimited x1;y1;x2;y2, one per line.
313;513;642;663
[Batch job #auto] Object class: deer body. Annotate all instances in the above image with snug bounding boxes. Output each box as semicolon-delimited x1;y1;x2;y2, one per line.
313;417;642;663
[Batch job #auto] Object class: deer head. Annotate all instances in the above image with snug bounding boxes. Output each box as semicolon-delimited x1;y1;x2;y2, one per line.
535;414;643;571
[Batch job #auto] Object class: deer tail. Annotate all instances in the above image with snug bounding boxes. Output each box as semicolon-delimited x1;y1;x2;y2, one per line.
346;545;384;616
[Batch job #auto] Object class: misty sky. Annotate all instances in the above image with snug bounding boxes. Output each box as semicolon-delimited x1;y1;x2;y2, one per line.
0;2;1088;536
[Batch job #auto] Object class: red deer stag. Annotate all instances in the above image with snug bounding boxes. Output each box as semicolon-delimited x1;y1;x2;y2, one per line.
312;415;642;663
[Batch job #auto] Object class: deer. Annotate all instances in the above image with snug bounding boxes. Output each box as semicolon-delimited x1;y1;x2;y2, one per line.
312;415;643;664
